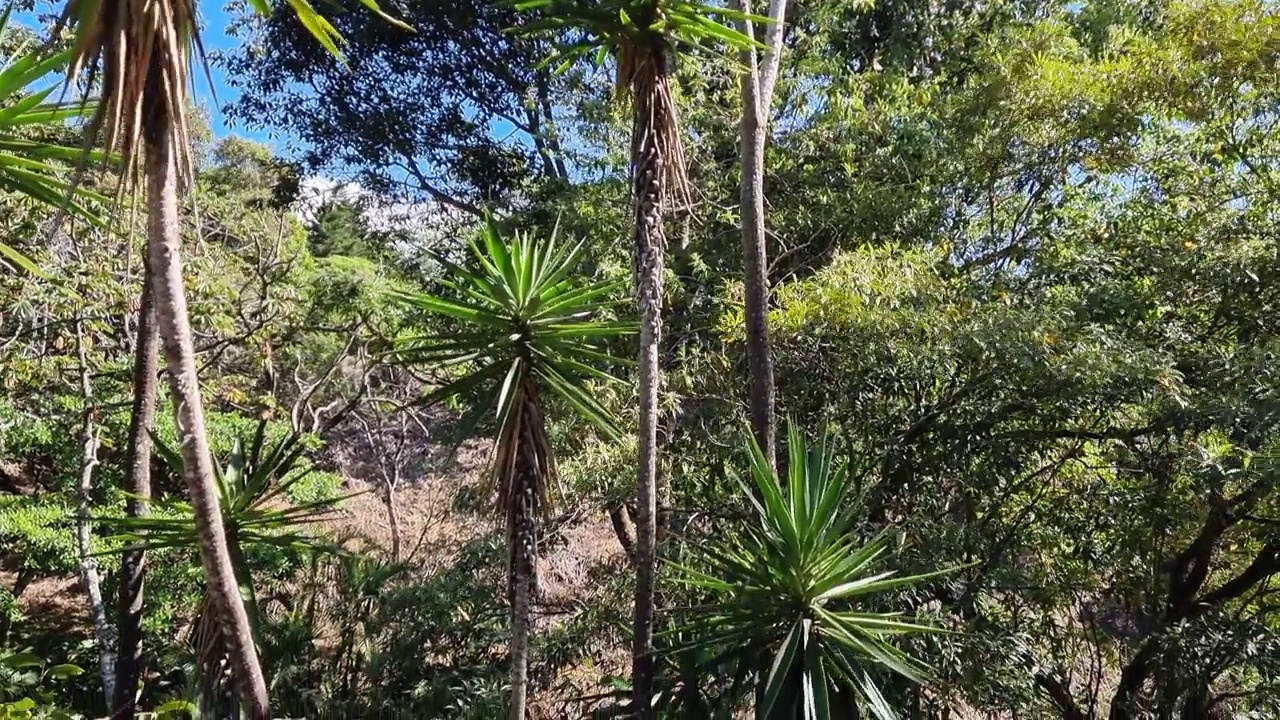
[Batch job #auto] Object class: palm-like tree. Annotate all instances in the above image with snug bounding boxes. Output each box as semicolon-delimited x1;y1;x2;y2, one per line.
391;218;633;718
109;420;350;716
669;423;953;719
52;1;268;711
53;0;404;714
514;2;760;710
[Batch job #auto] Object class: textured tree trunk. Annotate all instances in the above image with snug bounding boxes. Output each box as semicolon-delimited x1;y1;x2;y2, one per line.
739;70;776;471
145;128;270;718
508;559;531;720
114;276;159;717
74;321;116;709
630;49;670;720
507;387;544;719
737;0;790;471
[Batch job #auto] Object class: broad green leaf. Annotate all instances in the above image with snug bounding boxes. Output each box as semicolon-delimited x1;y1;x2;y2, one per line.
48;663;84;679
1;652;42;670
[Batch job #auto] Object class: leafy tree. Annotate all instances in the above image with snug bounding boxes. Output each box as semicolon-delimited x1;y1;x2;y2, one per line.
391;218;632;717
308;199;390;262
199;136;301;210
225;0;565;214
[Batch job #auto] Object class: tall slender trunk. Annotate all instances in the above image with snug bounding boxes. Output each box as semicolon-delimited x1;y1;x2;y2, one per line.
737;0;790;471
508;386;543;719
630;47;671;720
144;126;269;718
74;320;116;709
739;105;776;469
509;561;531;720
114;275;159;717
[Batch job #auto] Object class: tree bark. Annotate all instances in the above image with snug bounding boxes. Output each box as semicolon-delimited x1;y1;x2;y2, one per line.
509;560;531;720
739;52;777;471
630;46;670;720
385;483;402;563
736;0;790;471
74;320;116;710
609;503;636;562
507;389;543;720
145;129;269;718
114;276;159;717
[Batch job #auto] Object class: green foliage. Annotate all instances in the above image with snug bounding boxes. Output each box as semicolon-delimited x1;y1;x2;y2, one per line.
393;216;634;446
670;425;951;719
257;541;515;718
357;540;510;717
2;0;1280;716
111;420;348;566
226;0;556;210
308;200;387;261
200;136;301;210
107;421;353;712
0;498;81;576
0;649;82;718
0;6;105;276
515;0;764;71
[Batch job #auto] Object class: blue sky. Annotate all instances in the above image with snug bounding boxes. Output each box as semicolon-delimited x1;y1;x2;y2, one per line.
15;2;285;148
199;3;282;146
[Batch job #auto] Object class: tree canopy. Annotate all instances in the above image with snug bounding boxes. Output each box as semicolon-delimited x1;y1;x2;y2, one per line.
0;0;1278;717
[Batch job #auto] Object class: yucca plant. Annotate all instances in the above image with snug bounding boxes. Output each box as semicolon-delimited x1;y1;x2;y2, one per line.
0;4;105;275
52;1;405;714
668;423;954;720
105;421;351;717
391;217;633;719
512;3;763;711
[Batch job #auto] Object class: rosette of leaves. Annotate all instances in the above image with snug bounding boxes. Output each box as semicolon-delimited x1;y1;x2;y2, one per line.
390;216;633;716
667;423;956;720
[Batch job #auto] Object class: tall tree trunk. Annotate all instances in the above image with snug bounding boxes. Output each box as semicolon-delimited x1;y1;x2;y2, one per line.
74;320;116;709
507;390;544;720
114;275;159;717
630;47;671;720
144;127;269;718
739;73;776;471
509;559;531;720
737;0;790;471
